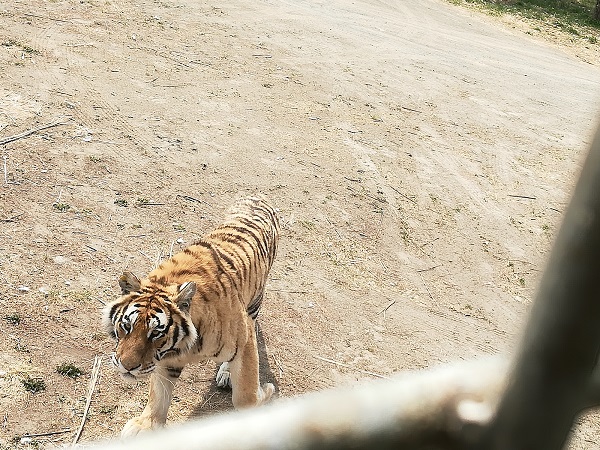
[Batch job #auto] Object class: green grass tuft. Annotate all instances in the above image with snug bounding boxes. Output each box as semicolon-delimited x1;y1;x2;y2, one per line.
57;363;84;378
3;313;21;325
22;376;46;393
449;0;600;33
53;202;71;212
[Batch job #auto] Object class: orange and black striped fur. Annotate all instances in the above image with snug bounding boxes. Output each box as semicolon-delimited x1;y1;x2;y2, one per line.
103;196;279;437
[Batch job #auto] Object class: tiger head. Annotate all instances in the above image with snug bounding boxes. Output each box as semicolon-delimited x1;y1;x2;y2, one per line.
103;271;198;379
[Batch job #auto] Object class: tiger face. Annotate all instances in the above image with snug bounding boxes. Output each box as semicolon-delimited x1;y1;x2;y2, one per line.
103;272;198;379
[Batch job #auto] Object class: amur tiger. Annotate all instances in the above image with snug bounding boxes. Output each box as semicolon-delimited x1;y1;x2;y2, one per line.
103;196;279;437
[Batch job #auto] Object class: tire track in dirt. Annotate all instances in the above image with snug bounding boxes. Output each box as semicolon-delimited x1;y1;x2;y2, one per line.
342;130;515;359
24;7;156;157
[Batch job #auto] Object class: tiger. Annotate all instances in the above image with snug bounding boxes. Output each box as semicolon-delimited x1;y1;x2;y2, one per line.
103;196;279;437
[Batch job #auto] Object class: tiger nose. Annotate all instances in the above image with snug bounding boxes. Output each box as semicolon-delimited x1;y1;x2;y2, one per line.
113;355;140;373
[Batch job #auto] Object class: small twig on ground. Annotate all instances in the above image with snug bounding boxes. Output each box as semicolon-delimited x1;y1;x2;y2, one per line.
169;240;176;259
23;13;71;23
52;90;73;96
22;429;71;439
188;60;210;66
346;186;387;204
390;185;417;205
154;84;188;88
271;353;285;378
418;273;435;301
379;300;396;315
70;230;91;236
0;118;71;146
508;194;537;200
55;188;63;204
1;213;24;222
72;356;102;445
64;43;96;48
302;366;320;384
416;264;441;273
379;259;389;273
96;140;123;145
201;392;217;409
401;106;422;113
313;355;388;379
297;159;323;169
271;289;310;294
419;237;439;248
176;194;212;206
154;249;164;269
139;250;153;262
508;259;535;266
325;218;342;239
140;49;192;69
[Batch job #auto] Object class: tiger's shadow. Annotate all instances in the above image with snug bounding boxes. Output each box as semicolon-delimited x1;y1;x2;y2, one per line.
189;322;278;419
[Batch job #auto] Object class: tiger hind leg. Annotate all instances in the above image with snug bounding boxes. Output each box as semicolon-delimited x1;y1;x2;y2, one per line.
218;292;265;390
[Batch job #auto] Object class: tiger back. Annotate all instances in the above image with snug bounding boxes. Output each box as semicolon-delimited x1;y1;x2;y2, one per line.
103;196;279;437
203;196;279;319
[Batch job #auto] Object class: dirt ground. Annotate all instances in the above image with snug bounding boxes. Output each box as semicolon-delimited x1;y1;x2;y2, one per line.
1;0;600;448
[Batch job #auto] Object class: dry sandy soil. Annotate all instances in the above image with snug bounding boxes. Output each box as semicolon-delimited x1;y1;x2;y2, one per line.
1;0;600;448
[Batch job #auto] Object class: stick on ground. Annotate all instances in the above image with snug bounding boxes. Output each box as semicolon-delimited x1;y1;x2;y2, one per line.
72;356;102;445
0;213;24;222
22;429;72;439
0;118;71;146
379;300;396;315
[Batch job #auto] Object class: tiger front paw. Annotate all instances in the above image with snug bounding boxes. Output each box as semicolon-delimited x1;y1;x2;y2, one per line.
121;416;153;438
216;362;232;389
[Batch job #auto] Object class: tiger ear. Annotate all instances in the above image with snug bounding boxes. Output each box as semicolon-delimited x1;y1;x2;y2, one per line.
176;282;196;312
119;271;141;294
